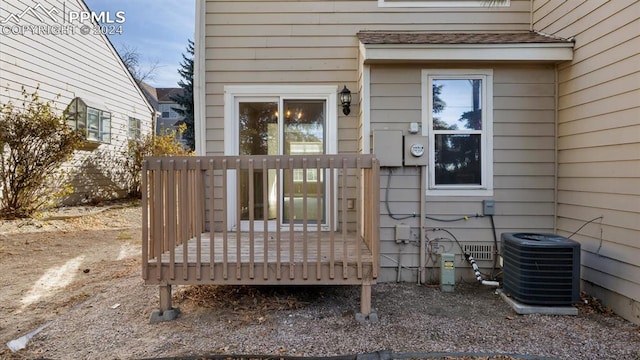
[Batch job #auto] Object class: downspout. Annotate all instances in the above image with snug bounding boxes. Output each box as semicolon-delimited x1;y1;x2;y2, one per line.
530;0;534;32
553;64;559;232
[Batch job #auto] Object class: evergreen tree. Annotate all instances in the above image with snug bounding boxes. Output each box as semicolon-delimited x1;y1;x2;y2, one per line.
171;39;195;150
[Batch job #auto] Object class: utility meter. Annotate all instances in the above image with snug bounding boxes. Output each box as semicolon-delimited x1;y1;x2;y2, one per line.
409;143;425;157
404;135;428;166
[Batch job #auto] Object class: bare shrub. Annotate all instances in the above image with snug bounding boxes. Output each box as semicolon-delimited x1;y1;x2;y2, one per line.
125;126;191;197
0;88;83;218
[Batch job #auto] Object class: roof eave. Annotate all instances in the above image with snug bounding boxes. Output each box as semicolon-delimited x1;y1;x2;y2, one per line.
359;42;574;63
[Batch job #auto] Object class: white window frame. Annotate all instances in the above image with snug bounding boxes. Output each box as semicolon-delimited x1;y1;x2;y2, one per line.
224;85;339;231
379;0;509;8
66;98;111;144
422;69;493;196
128;117;141;139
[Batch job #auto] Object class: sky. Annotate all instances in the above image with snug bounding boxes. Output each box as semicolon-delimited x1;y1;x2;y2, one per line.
83;0;195;88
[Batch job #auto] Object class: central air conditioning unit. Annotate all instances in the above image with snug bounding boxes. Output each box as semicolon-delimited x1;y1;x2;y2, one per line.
501;233;581;306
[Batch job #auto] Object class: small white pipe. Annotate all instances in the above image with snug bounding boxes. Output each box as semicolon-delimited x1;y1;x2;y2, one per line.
468;254;500;287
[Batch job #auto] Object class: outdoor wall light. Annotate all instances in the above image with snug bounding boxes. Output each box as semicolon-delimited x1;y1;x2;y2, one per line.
339;85;351;116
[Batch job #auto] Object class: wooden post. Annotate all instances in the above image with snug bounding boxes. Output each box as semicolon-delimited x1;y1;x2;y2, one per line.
150;284;179;323
159;285;172;313
360;282;372;316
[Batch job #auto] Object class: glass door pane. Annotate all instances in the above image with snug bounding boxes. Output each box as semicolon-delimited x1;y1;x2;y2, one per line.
238;101;278;220
282;99;326;223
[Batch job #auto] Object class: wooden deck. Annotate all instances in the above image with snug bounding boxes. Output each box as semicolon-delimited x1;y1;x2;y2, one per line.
142;155;380;319
146;231;374;285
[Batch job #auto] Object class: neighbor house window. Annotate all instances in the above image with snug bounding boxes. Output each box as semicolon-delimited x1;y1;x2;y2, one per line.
66;98;111;143
128;117;141;139
159;104;179;118
379;0;509;7
423;69;493;196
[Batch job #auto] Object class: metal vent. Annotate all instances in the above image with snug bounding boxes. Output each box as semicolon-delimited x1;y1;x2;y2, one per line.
463;244;494;261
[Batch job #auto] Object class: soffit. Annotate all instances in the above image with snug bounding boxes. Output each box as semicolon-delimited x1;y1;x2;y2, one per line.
357;31;574;63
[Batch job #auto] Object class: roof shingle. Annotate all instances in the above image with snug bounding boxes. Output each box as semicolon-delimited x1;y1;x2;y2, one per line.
357;31;572;45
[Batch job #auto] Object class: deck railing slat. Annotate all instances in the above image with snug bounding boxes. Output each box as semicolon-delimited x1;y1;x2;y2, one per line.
302;158;308;280
141;160;149;280
222;159;228;280
195;160;203;281
316;158;322;280
262;159;269;280
168;160;176;280
153;162;163;282
235;159;241;280
341;158;348;279
329;159;335;280
288;158;295;280
372;159;380;278
276;158;282;280
356;158;363;280
248;159;255;279
162;171;169;256
208;160;215;280
181;162;189;281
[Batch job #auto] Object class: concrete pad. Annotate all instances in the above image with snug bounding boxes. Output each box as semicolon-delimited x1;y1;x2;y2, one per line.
149;308;180;323
356;310;379;324
498;290;578;316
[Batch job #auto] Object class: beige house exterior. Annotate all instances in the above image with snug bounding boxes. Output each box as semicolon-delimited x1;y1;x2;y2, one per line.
532;0;640;324
0;0;154;204
194;0;639;324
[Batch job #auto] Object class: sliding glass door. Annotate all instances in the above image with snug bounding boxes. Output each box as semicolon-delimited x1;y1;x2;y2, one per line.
237;98;326;229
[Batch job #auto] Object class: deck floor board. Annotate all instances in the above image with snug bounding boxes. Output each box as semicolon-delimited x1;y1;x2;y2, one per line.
152;232;373;265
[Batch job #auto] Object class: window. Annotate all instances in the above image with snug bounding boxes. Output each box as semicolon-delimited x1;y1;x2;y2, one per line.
128;117;141;139
159;104;180;119
379;0;509;7
423;69;493;196
65;98;111;143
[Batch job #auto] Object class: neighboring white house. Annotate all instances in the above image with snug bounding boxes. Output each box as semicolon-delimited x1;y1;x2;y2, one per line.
156;88;187;143
0;0;154;203
140;83;188;146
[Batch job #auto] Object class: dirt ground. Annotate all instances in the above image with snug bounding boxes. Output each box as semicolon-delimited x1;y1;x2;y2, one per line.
0;202;142;356
0;202;638;360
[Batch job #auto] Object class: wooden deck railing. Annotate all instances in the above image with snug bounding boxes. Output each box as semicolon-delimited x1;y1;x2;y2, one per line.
142;154;380;286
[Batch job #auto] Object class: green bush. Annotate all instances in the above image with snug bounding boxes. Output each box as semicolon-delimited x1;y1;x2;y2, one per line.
125;125;192;197
0;88;83;218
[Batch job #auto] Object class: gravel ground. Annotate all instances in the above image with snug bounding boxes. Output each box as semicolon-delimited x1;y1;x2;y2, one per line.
1;204;639;360
16;280;640;359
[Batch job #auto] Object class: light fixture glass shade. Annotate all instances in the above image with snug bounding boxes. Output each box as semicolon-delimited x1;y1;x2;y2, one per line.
339;85;351;115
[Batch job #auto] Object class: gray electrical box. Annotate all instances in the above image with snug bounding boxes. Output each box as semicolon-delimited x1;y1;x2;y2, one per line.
440;253;455;292
483;200;495;216
395;224;410;243
403;135;428;166
373;130;403;167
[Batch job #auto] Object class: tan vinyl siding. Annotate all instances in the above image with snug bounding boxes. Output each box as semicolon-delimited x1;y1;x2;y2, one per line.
0;0;153;203
204;0;532;156
369;64;556;282
534;0;640;324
